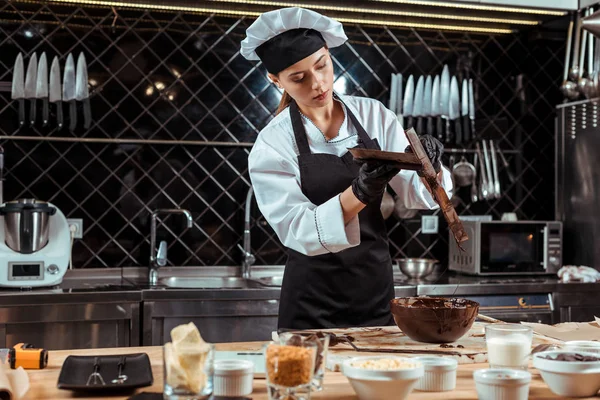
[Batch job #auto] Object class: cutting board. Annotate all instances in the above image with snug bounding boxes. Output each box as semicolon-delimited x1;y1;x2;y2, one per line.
314;322;556;371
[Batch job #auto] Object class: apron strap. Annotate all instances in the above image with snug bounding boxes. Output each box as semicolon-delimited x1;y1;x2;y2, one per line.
289;94;378;156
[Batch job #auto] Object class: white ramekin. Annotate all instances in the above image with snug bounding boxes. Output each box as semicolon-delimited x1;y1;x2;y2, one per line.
413;356;458;392
473;368;531;400
213;359;254;397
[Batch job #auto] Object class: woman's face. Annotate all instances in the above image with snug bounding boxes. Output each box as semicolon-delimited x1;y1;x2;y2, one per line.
269;47;334;109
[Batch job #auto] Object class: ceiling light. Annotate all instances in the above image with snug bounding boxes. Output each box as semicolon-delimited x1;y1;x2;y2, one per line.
370;0;566;16
45;0;518;33
207;0;540;25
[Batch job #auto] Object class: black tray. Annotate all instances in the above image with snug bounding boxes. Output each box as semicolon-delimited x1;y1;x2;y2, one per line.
57;353;153;393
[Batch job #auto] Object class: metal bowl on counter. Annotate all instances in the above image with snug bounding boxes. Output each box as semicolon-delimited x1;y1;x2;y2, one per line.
395;258;438;279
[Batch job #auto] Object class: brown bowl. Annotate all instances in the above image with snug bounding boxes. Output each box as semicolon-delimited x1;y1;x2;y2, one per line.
390;297;480;344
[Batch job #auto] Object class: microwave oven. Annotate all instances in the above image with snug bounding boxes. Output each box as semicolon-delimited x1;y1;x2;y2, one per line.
449;221;562;275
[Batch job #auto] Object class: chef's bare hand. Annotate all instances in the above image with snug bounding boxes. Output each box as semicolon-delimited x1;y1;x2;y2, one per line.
405;134;444;175
351;160;401;205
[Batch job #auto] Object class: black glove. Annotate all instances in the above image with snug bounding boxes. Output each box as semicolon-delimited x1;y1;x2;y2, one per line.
405;134;444;174
352;160;401;205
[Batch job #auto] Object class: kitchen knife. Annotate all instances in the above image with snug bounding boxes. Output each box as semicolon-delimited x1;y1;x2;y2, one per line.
413;75;424;134
431;75;442;141
75;52;92;130
403;75;414;129
448;76;461;145
440;65;450;142
63;53;76;132
35;52;49;127
461;78;470;144
423;75;433;136
468;78;476;141
24;53;38;126
11;53;25;127
395;73;403;126
389;73;398;114
49;56;63;130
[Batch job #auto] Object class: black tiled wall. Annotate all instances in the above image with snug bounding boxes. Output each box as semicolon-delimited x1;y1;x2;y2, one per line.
0;2;564;268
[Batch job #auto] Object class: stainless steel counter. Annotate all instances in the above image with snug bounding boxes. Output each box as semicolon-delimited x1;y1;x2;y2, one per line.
0;267;597;348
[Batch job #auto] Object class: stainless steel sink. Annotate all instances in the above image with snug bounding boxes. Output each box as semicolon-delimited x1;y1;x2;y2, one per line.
249;276;284;287
159;277;263;289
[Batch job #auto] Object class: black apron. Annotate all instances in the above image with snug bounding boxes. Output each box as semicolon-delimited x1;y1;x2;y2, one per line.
278;98;395;330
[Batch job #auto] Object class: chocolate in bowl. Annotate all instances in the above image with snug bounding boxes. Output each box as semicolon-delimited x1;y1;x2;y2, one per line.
390;297;480;343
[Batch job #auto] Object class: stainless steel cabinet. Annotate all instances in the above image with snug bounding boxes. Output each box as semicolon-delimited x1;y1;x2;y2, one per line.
143;299;279;345
0;302;140;350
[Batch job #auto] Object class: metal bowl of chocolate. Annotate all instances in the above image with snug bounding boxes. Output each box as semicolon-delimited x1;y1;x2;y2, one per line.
389;297;480;344
395;258;438;279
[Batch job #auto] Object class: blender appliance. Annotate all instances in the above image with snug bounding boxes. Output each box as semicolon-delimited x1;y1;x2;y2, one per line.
0;199;71;287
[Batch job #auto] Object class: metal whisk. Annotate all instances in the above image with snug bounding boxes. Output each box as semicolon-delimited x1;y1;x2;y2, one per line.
86;357;106;386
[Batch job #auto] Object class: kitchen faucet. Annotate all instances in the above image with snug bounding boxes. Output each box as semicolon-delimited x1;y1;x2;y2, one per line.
241;187;256;279
149;208;193;286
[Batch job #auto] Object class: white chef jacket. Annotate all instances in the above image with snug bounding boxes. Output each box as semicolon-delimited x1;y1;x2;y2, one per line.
248;94;453;257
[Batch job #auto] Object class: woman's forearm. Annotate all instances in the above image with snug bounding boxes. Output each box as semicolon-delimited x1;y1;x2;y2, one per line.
340;186;367;224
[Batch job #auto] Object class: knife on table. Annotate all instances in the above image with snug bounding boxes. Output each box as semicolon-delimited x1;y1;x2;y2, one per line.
468;78;476;141
461;78;470;144
413;75;424;134
449;76;461;145
49;56;63;129
395;73;403;126
24;53;38;127
11;53;25;127
403;75;414;129
36;52;49;127
63;53;76;132
75;52;92;130
423;75;433;136
431;75;442;141
440;65;450;143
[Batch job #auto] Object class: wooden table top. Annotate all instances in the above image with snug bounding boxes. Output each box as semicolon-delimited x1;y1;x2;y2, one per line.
20;342;597;399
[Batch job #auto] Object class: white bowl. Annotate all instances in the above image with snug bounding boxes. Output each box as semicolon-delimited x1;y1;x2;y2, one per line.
213;359;254;397
341;356;424;400
412;356;457;392
533;350;600;398
563;340;600;353
473;368;531;400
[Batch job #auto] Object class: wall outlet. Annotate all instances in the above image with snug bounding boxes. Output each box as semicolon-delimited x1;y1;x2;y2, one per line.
421;215;439;234
67;218;83;239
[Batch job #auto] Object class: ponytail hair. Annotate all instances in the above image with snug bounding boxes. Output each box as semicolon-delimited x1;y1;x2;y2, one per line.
276;91;293;115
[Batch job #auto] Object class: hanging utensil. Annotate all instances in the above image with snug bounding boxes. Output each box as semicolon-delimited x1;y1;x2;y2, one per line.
403;75;414;129
35;52;49;127
440;65;450;142
423;75;433;136
561;16;578;100
76;52;92;130
579;8;595;98
449;76;460;145
452;156;476;188
11;53;25;127
489;140;501;199
413;76;425;134
497;150;515;184
468;78;476;141
461;79;470;143
24;53;38;127
570;11;583;83
471;153;478;203
49;56;63;130
389;73;398;113
381;189;394;220
431;75;442;141
482;141;495;199
63;53;77;132
475;143;489;200
395;73;403;125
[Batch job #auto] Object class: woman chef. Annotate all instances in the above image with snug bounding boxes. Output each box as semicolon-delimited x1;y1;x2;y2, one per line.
241;7;453;330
